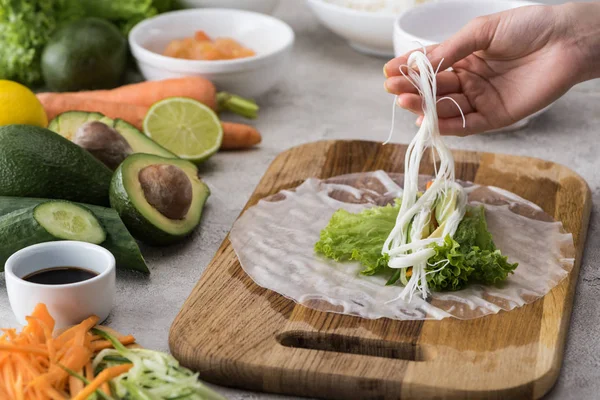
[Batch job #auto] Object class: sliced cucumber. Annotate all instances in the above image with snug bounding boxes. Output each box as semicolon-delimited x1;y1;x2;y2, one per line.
33;201;105;244
0;201;107;267
0;197;149;273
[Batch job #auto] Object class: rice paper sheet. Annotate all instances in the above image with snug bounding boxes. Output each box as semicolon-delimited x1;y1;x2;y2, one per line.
229;171;575;320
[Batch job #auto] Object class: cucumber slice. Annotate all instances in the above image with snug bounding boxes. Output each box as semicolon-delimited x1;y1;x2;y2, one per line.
0;197;148;273
0;201;108;268
33;201;105;244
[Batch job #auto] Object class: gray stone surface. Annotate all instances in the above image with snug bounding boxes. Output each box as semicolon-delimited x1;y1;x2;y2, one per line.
1;1;599;399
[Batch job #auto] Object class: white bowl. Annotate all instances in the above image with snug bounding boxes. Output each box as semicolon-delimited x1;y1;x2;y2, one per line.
176;0;281;14
129;9;295;97
306;0;410;57
393;0;547;132
5;241;116;329
394;0;541;56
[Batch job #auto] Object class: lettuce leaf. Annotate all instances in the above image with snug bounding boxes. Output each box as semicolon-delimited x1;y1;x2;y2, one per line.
315;202;518;292
315;201;400;276
426;206;518;291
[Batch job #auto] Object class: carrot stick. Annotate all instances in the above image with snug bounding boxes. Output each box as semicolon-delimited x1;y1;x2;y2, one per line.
221;121;261;150
100;382;111;397
38;77;217;110
0;344;48;356
69;371;84;397
91;335;135;352
36;93;147;128
72;364;133;400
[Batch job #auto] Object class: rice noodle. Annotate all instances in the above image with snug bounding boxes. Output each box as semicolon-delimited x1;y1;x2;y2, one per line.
383;50;467;301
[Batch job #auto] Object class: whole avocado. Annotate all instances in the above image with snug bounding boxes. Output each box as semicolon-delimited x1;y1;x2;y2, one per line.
41;18;127;92
0;125;113;206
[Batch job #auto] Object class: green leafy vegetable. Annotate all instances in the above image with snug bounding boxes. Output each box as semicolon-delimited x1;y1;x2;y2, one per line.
315;202;518;292
426;206;518;291
0;0;172;86
315;200;400;276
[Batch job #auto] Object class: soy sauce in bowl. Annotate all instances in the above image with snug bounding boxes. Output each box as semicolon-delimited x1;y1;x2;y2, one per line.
23;266;98;285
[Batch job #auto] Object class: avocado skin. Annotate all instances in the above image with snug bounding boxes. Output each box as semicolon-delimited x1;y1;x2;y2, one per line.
109;155;210;246
41;18;127;92
0;125;112;206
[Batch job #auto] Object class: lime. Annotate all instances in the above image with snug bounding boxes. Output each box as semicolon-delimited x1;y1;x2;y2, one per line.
0;80;48;128
143;97;223;163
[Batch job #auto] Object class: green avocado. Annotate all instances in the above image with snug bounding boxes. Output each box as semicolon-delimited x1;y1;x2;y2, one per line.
48;111;114;141
49;112;176;160
41;18;127;92
109;154;210;245
0;125;112;206
113;119;176;158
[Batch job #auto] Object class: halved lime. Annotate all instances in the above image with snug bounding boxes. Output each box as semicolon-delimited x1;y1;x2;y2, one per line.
143;97;223;163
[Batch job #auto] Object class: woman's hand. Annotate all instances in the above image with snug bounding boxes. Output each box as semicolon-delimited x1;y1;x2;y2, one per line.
384;2;600;135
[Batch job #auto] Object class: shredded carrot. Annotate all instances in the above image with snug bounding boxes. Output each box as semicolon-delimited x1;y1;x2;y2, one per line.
72;364;133;400
0;303;137;399
426;180;434;190
91;335;135;351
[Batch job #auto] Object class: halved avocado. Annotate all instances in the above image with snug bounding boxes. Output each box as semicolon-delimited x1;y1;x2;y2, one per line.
48;111;113;141
109;154;210;245
48;111;176;160
113;119;175;158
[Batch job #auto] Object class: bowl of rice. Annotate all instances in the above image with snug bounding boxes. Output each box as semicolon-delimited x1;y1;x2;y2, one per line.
306;0;429;57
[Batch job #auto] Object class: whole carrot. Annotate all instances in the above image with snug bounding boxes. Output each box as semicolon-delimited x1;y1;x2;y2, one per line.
37;93;147;128
38;77;217;110
221;122;261;150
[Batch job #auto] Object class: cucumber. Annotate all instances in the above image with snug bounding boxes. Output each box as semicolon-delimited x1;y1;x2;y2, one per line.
34;201;106;244
0;197;149;273
0;201;106;268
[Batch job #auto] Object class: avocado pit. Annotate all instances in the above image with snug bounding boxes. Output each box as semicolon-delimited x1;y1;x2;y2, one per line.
138;164;193;220
73;121;132;170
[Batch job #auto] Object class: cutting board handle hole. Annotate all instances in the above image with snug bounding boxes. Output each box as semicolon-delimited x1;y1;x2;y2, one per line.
277;331;436;361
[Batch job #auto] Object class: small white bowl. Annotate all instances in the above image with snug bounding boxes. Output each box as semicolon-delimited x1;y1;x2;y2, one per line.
5;241;116;329
176;0;281;15
393;0;547;132
307;0;406;57
394;0;541;56
129;9;295;98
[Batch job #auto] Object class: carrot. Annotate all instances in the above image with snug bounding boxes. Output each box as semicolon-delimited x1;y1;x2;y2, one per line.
1;304;138;399
91;335;135;352
72;364;133;400
426;180;434;190
221;121;262;150
38;77;217;110
37;93;147;128
68;371;84;397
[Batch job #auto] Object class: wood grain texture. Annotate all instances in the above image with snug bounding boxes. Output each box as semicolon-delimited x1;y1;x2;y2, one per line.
169;140;591;400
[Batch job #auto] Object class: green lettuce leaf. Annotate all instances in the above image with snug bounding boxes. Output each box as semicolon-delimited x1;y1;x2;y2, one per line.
426;206;518;291
315;200;400;276
315;202;518;292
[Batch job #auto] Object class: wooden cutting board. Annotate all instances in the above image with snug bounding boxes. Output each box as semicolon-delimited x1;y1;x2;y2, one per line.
169;140;591;400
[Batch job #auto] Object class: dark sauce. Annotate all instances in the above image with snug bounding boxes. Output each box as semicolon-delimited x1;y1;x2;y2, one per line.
23;266;98;285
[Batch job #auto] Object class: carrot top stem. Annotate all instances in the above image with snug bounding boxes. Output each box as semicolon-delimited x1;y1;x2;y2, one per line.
217;91;259;119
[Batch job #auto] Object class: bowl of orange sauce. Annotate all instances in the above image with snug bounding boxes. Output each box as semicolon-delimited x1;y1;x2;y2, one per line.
129;8;294;97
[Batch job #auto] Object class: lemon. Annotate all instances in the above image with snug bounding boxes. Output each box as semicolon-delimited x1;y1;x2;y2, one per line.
0;80;48;127
143;97;223;163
